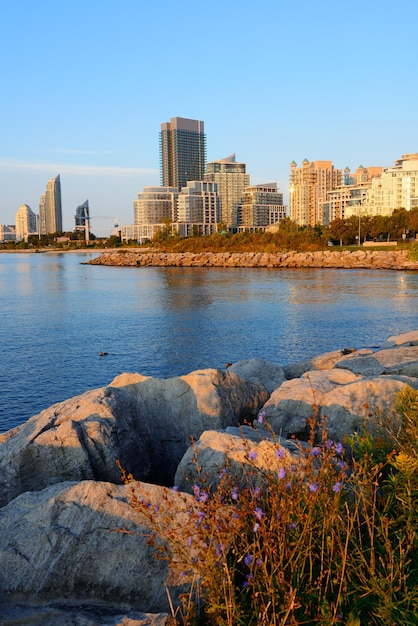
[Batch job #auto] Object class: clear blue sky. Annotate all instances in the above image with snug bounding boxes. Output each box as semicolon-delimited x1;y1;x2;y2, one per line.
1;0;417;235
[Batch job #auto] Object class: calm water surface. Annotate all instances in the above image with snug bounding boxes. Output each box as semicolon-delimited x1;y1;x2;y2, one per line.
1;251;418;431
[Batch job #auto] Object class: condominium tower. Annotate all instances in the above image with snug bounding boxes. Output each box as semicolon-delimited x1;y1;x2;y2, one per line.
39;174;63;234
15;204;38;241
204;154;250;227
159;117;206;189
239;184;286;228
289;160;342;226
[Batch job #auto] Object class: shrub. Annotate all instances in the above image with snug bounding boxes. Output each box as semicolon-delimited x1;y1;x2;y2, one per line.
122;387;418;625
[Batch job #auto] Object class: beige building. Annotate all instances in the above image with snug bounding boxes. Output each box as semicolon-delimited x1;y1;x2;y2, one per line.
289;159;342;226
134;186;178;225
39;175;62;234
361;153;418;216
176;181;220;234
204;154;250;227
15;204;38;241
239;183;286;228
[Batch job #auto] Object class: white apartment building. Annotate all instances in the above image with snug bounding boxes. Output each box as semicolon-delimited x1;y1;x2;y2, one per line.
177;180;220;229
361;154;418;216
15;204;38;241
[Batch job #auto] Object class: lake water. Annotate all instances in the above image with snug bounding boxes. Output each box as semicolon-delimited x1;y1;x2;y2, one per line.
1;251;418;432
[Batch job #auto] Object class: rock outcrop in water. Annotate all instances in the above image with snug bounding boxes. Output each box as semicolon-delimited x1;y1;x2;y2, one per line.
87;249;418;270
0;330;417;624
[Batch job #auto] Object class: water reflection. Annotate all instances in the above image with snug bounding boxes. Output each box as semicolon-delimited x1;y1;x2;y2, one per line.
1;253;418;430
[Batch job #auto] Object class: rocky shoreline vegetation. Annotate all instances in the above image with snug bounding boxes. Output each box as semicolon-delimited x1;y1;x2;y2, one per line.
0;330;417;624
86;248;418;270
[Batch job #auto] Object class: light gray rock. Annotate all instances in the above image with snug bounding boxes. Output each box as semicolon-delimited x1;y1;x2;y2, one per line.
0;368;268;507
0;480;192;614
110;368;269;485
174;427;305;494
261;369;362;438
383;329;418;348
319;375;418;442
283;348;366;379
227;358;286;393
0;387;152;508
333;345;418;378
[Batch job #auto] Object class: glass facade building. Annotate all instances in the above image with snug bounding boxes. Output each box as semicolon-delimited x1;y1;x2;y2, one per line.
159;117;206;190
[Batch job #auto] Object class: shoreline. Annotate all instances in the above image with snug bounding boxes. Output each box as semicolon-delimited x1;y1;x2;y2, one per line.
87;249;418;270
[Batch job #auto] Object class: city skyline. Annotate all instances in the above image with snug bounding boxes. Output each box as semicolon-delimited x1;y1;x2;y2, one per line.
1;1;418;235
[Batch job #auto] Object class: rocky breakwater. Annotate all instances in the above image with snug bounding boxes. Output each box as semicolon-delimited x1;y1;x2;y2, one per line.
0;330;418;624
87;248;418;270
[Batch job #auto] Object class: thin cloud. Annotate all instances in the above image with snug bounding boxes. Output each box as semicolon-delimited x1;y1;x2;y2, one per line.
0;160;157;177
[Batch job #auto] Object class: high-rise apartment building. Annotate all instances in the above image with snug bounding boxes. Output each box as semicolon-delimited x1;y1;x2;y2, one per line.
204;154;250;227
289;160;342;226
39;175;62;234
239;184;286;228
159;117;206;189
15;204;38;241
361;153;418;216
176;181;220;236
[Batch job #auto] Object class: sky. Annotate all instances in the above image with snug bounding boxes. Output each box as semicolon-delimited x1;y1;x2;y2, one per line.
1;0;418;236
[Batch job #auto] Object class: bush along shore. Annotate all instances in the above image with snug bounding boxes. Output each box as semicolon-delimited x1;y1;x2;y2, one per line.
0;330;417;624
87;248;418;270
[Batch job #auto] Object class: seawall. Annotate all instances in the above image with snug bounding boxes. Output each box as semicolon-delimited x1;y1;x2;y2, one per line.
87;249;418;270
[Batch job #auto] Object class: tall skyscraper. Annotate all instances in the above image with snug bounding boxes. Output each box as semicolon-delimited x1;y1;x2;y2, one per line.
204;154;250;227
159;117;206;189
289;160;342;226
39;175;63;234
15;204;38;241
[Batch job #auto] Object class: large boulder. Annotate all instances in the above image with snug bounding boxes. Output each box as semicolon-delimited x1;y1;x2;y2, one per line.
0;386;150;508
174;426;306;494
226;358;286;393
333;345;418;378
261;369;362;438
282;348;369;379
0;480;192;615
0;368;268;506
110;368;269;485
262;372;418;442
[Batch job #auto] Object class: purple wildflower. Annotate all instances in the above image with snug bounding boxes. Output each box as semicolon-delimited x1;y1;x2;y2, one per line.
253;522;260;532
254;506;264;521
244;554;254;567
253;486;261;497
276;447;285;459
193;484;200;498
257;411;265;424
248;450;257;461
231;486;239;501
216;543;224;557
199;491;209;503
326;439;334;449
333;481;342;493
335;442;344;455
309;482;319;493
187;537;193;546
278;466;286;479
289;522;296;530
172;485;179;491
311;446;321;457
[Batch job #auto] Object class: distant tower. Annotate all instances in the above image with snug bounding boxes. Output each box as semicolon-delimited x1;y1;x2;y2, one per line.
39;175;62;234
75;200;90;243
15;204;38;242
159;117;206;189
